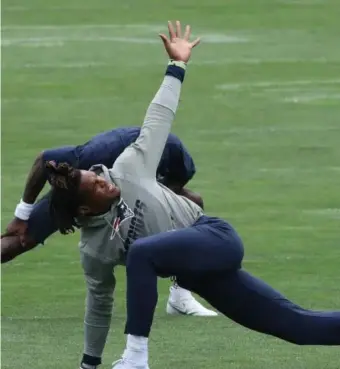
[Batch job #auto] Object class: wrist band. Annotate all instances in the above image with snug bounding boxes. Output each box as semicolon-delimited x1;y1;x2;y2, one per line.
14;199;34;220
168;59;187;70
165;60;187;83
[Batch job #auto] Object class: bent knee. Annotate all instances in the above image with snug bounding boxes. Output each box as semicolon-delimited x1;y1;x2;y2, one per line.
126;239;150;264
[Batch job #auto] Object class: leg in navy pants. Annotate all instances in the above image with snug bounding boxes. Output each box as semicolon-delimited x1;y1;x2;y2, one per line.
125;216;340;345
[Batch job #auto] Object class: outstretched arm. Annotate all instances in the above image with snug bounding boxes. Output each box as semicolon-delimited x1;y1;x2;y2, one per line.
113;21;200;178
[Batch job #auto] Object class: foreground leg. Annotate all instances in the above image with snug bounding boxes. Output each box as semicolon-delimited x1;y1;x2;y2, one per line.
166;187;211;316
192;269;340;345
125;217;242;337
113;217;243;368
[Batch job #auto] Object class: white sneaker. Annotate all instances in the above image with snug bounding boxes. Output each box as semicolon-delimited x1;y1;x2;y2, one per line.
166;286;218;316
112;358;149;369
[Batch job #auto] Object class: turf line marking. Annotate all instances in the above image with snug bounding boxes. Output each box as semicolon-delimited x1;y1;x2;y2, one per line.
2;24;164;31
2;62;111;69
2;24;249;45
2;97;120;104
217;79;340;91
2;35;248;47
302;209;340;219
259;167;340;174
3;58;339;69
1;36;160;47
283;93;340;103
195;126;339;135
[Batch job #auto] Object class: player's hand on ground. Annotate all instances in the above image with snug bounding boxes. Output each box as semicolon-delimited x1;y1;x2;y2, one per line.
159;21;200;63
1;218;28;246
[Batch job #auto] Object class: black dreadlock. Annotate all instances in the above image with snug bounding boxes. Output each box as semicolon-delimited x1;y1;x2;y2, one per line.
45;161;82;235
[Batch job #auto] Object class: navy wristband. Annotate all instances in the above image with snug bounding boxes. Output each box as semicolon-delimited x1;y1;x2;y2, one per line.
165;61;186;83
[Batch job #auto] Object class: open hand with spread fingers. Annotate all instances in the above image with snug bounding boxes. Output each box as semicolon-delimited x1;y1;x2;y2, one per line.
159;21;200;63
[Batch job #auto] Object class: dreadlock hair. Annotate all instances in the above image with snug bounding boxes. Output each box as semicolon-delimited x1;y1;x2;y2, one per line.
46;161;82;235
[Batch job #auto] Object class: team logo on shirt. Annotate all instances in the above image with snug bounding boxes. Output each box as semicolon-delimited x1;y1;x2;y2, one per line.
124;199;146;251
110;198;134;240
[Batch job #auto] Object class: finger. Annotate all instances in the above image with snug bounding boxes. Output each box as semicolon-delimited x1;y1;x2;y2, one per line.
190;37;201;48
167;21;176;40
184;25;191;41
175;20;182;38
159;33;170;46
1;231;13;238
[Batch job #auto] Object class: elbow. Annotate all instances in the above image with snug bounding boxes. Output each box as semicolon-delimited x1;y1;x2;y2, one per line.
37;151;49;179
37;151;44;165
179;188;204;210
34;151;45;171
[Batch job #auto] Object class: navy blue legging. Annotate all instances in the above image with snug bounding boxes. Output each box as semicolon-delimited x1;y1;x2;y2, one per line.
125;216;340;345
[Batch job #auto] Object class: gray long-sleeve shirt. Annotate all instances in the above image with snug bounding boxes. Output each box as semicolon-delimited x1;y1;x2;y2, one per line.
78;74;203;358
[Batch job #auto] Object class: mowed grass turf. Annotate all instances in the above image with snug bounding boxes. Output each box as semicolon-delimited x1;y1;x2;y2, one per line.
1;0;340;368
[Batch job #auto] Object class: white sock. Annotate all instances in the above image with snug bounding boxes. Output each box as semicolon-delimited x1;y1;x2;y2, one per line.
123;335;148;365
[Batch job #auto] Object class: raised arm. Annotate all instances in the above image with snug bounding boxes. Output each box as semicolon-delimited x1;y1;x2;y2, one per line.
113;21;200;178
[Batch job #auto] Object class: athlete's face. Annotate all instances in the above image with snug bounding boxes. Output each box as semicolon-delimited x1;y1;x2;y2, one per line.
77;170;120;215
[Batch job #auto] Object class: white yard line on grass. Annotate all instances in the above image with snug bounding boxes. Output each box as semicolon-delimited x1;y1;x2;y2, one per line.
2;35;248;47
2;24;249;47
1;36;160;47
2;24;164;31
259;167;339;174
195;125;340;135
217;79;340;91
3;58;337;70
193;57;336;65
263;86;340;93
2;97;120;104
303;209;340;219
2;62;112;69
283;93;340;103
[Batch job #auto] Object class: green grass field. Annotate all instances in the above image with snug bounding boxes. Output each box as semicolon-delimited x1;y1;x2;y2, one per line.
1;0;340;368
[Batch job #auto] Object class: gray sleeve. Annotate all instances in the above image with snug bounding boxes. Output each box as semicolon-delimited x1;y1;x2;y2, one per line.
81;252;116;359
113;75;182;178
